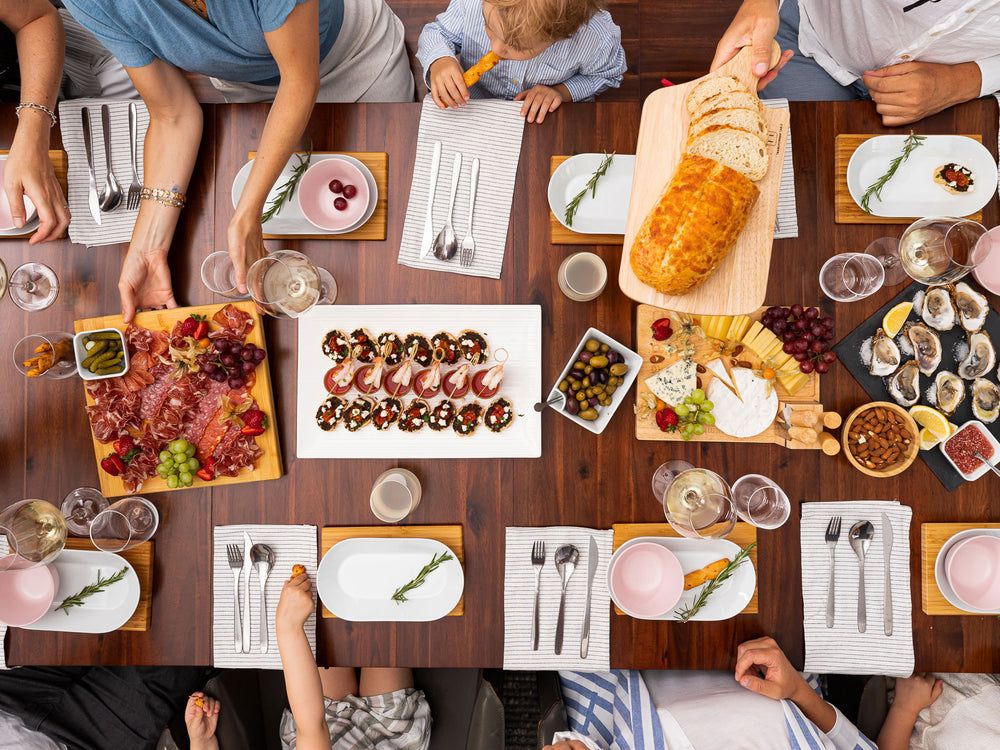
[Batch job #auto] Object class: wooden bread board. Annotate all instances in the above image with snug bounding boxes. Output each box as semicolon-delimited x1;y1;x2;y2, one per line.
834;135;984;224
611;523;758;615
549;156;626;245
64;537;153;631
75;301;282;497
619;47;789;315
0;150;68;238
320;525;464;618
249;151;388;240
920;522;1000;615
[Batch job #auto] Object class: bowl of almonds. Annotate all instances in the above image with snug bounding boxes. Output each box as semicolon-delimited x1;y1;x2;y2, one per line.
842;401;919;478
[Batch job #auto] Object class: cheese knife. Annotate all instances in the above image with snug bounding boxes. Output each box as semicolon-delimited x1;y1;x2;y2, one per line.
242;530;253;653
419;140;442;258
882;512;893;637
580;535;598;659
81;107;102;225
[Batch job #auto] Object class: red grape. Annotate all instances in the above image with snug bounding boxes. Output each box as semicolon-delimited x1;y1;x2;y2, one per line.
220;353;236;367
782;330;797;342
253;349;266;362
814;361;830;374
821;317;836;329
810;323;824;337
342;184;357;199
241;361;255;374
790;304;804;316
228;376;244;389
240;347;254;360
802;332;815;343
329;179;343;193
772;319;787;333
822;351;837;363
793;352;809;362
794;339;809;352
794;319;808;331
333;197;348;211
822;330;835;341
214;339;228;352
783;342;795;354
212;371;227;383
810;341;825;353
799;361;815;374
805;307;820;319
203;362;218;375
766;306;783;317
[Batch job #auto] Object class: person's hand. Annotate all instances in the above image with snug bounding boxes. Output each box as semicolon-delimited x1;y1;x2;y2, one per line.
227;210;266;294
892;674;942;717
734;636;809;701
543;742;592;750
277;569;314;633
430;57;470;110
862;61;982;127
711;0;792;90
119;248;178;323
184;692;220;742
515;85;563;124
3;141;70;244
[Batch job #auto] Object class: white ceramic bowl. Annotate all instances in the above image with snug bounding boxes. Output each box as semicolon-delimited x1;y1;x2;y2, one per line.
939;420;1000;481
74;328;130;381
935;529;1000;613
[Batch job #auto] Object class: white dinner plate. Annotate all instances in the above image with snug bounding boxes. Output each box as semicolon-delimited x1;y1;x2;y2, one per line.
231;154;378;235
22;549;140;633
547;153;636;235
317;538;464;622
934;528;1000;614
847;135;998;217
613;536;756;621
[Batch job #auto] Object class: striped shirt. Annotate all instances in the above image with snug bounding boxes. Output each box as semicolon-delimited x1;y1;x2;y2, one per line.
415;0;626;102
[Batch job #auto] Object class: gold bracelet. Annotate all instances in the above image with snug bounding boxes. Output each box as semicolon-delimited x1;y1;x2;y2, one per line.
140;187;187;209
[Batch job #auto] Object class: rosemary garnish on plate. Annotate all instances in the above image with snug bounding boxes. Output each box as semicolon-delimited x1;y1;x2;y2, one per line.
564;151;614;227
674;542;755;623
261;144;313;224
860;131;925;214
391;551;454;604
55;566;129;615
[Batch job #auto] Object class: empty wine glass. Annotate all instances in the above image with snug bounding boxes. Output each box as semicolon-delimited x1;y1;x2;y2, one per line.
61;487;109;537
13;331;78;379
0;500;67;571
663;468;737;539
201;251;249;299
731;474;790;529
651;459;694;504
863;236;908;286
89;496;159;553
0;257;7;302
819;253;885;302
898;216;992;285
8;262;59;311
247;249;336;318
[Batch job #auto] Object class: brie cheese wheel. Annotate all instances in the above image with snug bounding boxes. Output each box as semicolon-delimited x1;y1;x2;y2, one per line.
707;367;778;438
644;358;696;407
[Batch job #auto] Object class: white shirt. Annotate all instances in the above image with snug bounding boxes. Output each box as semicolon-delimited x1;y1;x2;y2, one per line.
796;0;1000;96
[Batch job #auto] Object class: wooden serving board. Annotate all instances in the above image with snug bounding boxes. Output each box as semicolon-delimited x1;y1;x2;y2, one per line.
75;301;282;497
920;523;1000;615
320;525;464;619
834;135;984;224
0;150;68;238
611;523;758;615
249;151;388;241
64;537;153;631
619;47;789;315
549;156;626;245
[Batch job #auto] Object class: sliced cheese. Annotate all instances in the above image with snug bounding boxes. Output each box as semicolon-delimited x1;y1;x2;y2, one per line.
706;367;779;438
704;358;738;397
727;315;752;341
779;371;810;395
644;358;696;407
742;321;764;346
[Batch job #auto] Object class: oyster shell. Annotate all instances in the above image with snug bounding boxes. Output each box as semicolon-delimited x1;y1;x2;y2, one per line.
905;322;942;376
888;360;921;407
921;285;956;331
958;330;996;379
869;327;901;377
971;377;1000;423
933;371;965;416
954;281;988;332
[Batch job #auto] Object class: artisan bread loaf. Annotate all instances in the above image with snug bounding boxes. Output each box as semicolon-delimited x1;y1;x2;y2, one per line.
692;90;763;119
689;106;767;142
685;75;747;114
687;125;769;181
629;153;759;296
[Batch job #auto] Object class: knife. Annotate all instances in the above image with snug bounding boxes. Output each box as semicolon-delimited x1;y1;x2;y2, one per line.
882;512;893;637
580;536;598;659
81;107;102;225
242;530;253;653
419;140;442;258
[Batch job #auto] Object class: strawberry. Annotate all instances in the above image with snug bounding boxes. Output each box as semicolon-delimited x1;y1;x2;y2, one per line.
196;457;216;482
100;454;126;476
241;409;267;430
192;316;209;339
655;406;679;432
651;317;673;342
179;316;198;337
113;435;135;455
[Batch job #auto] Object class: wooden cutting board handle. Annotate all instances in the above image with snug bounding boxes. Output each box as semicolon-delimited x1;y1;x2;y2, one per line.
715;42;783;92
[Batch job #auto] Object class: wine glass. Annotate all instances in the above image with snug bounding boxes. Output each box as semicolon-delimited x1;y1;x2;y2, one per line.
819;253;885;302
898;216;992;285
247;249;337;318
651;459;694;504
201;251;249;299
8;262;59;311
61;487;109;537
89;497;159;553
663;468;737;539
0;257;7;302
13;332;78;379
863;237;908;286
0;500;68;571
731;474;790;529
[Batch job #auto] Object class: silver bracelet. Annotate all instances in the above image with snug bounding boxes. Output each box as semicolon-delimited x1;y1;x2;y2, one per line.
15;102;57;128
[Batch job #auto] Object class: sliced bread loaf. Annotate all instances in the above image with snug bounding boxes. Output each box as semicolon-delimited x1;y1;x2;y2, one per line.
692;90;763;120
686;125;769;181
685;75;749;114
689;107;767;143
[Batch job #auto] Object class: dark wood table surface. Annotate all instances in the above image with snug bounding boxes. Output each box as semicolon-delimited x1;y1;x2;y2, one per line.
2;99;999;672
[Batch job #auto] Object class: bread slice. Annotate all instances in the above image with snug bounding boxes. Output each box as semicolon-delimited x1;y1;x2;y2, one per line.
692;90;763;120
689;106;767;143
687;125;769;181
685;75;749;114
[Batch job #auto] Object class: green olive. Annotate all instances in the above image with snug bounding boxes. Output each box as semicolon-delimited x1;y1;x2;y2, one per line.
584;365;593;374
571;381;582;392
558;380;569;392
572;361;586;371
593;384;605;394
585;339;601;353
599;397;612;406
599;344;610;353
609;363;629;376
576;391;587;402
588;355;609;369
605;385;617;395
578;408;599;420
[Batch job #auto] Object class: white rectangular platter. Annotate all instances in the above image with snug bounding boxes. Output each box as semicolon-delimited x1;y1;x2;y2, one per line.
296;305;542;458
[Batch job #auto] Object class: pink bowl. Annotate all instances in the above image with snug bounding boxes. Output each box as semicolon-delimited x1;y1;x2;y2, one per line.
0;565;58;626
946;535;1000;610
608;542;684;618
298;158;370;232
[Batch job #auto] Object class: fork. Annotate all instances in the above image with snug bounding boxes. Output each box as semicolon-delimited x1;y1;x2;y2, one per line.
459;158;480;268
126;102;141;210
226;543;244;653
531;540;545;651
825;516;842;628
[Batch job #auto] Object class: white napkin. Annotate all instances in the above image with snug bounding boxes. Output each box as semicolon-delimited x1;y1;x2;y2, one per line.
801;501;913;677
58;98;149;246
503;527;613;671
762;98;798;240
0;536;7;669
397;97;526;279
994;94;1000;199
212;524;317;669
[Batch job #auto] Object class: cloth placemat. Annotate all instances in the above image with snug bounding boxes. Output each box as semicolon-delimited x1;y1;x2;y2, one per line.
397;97;526;279
504;526;612;671
212;524;317;670
801;501;913;677
58;98;149;246
0;536;7;669
762;98;798;240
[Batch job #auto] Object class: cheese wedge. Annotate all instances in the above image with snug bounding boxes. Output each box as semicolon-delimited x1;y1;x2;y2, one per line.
644;358;696;407
707;367;778;437
704;358;739;398
726;315;752;341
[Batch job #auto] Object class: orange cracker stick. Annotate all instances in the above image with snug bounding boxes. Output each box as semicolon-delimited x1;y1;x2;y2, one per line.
289;564;306;581
463;52;501;87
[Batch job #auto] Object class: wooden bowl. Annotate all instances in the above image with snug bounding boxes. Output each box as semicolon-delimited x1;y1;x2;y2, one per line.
841;401;920;478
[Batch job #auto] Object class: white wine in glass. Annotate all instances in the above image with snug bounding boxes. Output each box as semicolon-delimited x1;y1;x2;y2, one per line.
664;469;736;539
0;500;68;571
248;250;336;318
899;217;991;285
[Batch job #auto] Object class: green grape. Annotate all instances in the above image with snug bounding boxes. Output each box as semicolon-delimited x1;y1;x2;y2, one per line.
166;474;179;489
160;458;174;470
701;400;714;411
684;396;694;405
675;404;690;418
179;472;193;485
169;439;184;453
696;412;712;424
186;458;200;472
690;389;705;403
184;444;196;458
700;413;716;426
157;465;169;476
693;424;705;435
158;450;171;463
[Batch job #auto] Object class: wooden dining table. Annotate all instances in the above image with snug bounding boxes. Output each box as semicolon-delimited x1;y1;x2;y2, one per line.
2;98;999;672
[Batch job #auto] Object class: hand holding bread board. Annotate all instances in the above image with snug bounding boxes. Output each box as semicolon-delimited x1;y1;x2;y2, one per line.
620;45;789;315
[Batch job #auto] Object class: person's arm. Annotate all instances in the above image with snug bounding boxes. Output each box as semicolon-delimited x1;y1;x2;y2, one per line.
862;61;983;127
710;0;791;90
556;20;627;103
416;0;467;88
184;692;221;750
0;0;69;243
876;675;942;750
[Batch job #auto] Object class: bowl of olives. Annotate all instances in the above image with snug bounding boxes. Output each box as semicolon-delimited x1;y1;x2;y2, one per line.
548;328;642;434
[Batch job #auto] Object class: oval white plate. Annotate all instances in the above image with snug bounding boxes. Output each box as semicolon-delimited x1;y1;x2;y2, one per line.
317;538;464;622
548;153;636;234
612;536;756;621
847;135;997;217
232;154;378;235
22;549;140;633
934;528;1000;614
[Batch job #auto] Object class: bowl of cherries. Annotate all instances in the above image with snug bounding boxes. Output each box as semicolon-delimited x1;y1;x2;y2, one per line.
762;304;837;376
202;339;267;390
299;157;371;232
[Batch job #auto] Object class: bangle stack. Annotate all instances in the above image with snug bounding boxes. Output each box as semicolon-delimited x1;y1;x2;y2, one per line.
140;187;187;209
15;102;57;128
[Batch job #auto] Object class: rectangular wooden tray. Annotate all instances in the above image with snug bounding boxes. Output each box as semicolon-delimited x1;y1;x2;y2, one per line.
320;525;465;618
611;523;758;615
920;522;1000;615
75;301;282;497
0;150;68;238
64;537;153;631
549;156;625;246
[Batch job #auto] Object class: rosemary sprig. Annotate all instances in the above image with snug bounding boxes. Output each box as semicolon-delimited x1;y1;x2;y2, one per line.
860;132;925;214
55;567;129;615
391;552;454;604
261;144;313;224
674;542;755;623
564;152;615;227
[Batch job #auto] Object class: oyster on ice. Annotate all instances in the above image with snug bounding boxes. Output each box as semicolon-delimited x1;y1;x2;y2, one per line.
957;331;996;379
954;281;988;332
869;327;901;377
888;360;921;407
921;285;956;331
933;371;965;416
971;377;1000;423
905;322;942;376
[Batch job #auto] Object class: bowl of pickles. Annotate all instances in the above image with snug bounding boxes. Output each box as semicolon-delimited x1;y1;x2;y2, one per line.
74;328;130;380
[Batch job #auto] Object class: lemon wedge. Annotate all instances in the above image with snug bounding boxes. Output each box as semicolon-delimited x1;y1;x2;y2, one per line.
909;405;950;441
918;427;941;451
882;302;913;338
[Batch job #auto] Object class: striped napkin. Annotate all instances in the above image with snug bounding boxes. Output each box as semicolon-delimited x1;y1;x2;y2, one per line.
58;98;149;247
212;525;317;670
0;536;7;669
801;501;913;677
762;97;798;240
503;527;613;671
397;97;526;279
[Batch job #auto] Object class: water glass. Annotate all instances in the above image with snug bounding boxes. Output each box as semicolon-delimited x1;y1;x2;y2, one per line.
370;469;422;523
0;499;67;571
819;253;885;302
61;487;109;537
90;497;159;553
731;474;790;529
651;459;694;504
13;331;77;379
200;251;248;299
898;216;992;285
8;262;59;311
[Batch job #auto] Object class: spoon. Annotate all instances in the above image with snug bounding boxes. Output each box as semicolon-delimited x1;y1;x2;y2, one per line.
849;521;874;633
534;392;566;412
433;152;463;261
971;451;1000;478
98;104;122;212
553;544;579;655
250;544;275;652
